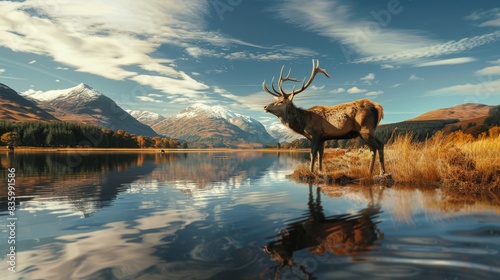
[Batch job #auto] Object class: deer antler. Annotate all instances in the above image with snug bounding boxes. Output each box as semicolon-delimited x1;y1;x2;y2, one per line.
262;59;330;98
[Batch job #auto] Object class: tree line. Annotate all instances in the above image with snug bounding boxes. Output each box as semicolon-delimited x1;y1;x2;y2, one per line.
0;121;185;148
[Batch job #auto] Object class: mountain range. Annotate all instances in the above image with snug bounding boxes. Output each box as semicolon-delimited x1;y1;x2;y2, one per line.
151;103;276;148
1;82;497;148
0;83;279;147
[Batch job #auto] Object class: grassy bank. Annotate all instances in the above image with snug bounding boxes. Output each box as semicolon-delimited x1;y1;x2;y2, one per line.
289;131;500;193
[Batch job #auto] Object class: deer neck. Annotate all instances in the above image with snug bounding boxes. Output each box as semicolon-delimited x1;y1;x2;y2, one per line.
279;104;308;136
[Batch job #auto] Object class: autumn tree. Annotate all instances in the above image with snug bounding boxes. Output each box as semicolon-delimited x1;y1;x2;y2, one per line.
1;132;20;146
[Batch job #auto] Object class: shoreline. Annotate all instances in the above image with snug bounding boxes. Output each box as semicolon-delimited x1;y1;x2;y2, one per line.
4;146;310;153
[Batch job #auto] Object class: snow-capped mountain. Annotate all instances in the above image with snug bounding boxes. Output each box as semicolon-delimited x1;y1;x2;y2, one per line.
23;83;101;102
22;83;158;136
266;121;305;144
153;103;277;148
126;109;165;127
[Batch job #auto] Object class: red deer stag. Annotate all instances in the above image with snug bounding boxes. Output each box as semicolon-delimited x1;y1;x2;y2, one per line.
263;60;386;175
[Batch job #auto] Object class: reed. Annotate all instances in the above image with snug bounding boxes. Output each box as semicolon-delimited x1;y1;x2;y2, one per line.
288;130;500;192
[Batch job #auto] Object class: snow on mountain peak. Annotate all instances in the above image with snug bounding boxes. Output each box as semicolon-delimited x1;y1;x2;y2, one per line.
22;83;101;102
177;103;234;120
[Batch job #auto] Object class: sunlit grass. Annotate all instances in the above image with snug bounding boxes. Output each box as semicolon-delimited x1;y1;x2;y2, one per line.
288;130;500;193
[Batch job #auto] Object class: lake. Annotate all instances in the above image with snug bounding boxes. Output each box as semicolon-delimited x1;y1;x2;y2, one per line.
1;151;500;280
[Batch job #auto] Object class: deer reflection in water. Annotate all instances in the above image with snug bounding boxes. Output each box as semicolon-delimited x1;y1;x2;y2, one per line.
263;185;384;279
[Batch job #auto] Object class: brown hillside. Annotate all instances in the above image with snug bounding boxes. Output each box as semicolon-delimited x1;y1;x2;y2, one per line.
0;83;59;122
410;103;493;121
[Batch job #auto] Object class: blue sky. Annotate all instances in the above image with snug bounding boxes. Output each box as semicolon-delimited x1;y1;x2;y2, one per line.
0;0;499;126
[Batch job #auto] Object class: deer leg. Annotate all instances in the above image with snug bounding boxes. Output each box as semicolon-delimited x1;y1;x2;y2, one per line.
376;137;386;175
360;133;381;174
318;141;325;171
310;137;320;172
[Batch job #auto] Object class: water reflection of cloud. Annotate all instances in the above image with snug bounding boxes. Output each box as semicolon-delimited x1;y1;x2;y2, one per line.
2;204;208;279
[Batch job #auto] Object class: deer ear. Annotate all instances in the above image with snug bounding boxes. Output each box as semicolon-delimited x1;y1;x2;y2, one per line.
288;93;295;102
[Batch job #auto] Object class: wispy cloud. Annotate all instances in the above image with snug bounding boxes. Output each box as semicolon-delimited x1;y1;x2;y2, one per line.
415;57;476;67
356;32;500;65
476;66;500;76
429;79;500;96
274;0;500;66
0;0;281;100
466;8;500;27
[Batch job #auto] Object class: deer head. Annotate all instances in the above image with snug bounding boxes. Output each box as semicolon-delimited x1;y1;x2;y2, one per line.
263;59;330;117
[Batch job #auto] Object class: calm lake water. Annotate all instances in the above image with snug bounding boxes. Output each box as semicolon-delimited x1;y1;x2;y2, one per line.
1;151;500;280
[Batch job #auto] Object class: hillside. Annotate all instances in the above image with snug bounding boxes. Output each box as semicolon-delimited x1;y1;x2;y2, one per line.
410;103;493;121
0;83;59;122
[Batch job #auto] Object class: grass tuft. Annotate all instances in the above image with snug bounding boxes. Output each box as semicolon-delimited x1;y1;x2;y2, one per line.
288;131;500;193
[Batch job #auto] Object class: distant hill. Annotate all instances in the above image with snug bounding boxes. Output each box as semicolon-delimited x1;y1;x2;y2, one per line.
22;83;158;136
152;103;276;148
410;103;493;121
0;83;59;122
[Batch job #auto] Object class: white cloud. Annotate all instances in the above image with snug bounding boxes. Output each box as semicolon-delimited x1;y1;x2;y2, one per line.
310;85;325;91
409;74;424;81
330;87;345;94
380;64;400;69
274;0;500;66
28;60;36;64
361;73;375;82
366;90;383;96
347;86;367;94
475;65;500;76
0;68;5;73
416;57;476;67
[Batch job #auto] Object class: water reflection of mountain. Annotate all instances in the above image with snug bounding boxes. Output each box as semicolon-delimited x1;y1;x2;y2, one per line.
0;151;308;216
0;152;157;217
154;152;308;198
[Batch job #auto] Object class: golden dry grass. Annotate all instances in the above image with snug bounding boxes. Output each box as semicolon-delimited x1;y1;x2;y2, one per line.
288;130;500;193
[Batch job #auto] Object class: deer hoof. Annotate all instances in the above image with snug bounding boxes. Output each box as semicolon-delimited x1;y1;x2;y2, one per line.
373;173;394;187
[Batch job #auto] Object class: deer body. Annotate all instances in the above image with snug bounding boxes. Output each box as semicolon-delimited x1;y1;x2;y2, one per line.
263;60;386;174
